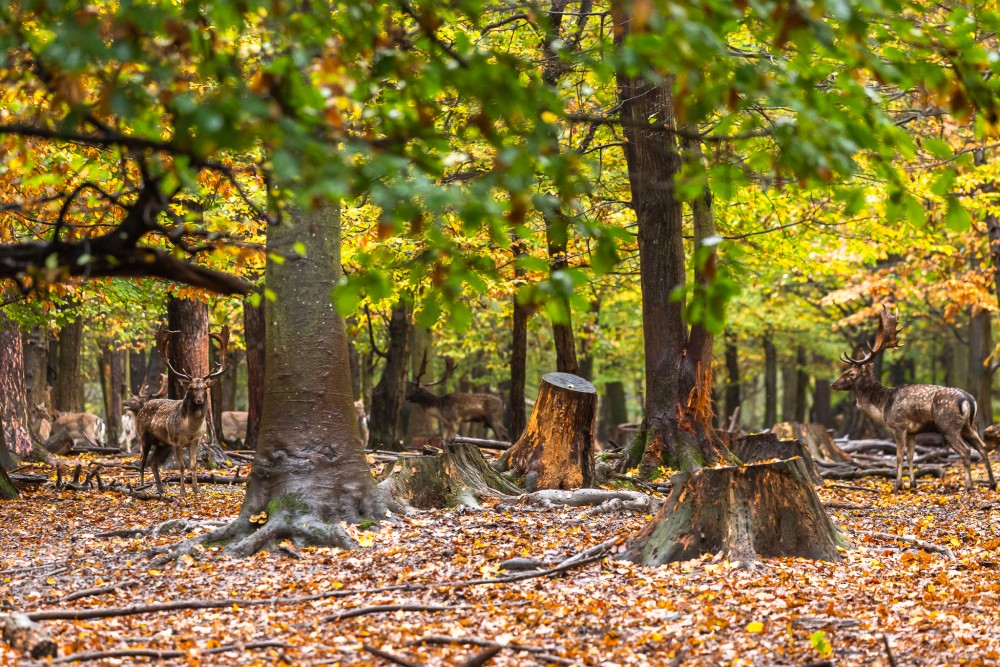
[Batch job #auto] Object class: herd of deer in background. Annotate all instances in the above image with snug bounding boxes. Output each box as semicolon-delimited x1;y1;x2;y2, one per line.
24;305;1000;497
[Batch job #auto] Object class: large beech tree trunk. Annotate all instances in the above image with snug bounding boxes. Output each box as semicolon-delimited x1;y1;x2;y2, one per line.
167;202;391;558
380;442;520;508
166;297;209;399
369;303;412;451
243;292;265;452
54;317;82;413
0;310;39;460
495;372;595;491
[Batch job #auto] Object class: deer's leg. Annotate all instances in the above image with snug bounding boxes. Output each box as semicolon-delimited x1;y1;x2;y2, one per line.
945;433;974;491
188;441;200;494
149;443;170;496
964;426;997;490
893;430;907;493
905;432;917;490
175;445;187;497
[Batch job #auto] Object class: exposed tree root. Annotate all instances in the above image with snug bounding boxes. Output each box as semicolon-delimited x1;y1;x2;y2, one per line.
506;488;659;515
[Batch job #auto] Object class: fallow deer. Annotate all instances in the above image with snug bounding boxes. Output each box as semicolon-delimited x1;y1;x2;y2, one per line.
405;354;509;441
138;325;230;496
832;306;997;492
220;410;248;444
34;405;106;449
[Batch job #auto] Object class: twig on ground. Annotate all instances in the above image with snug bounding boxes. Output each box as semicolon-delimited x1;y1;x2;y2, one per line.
825;483;880;493
362;644;426;667
882;634;898;667
325;603;470;622
858;531;956;560
61;580;139;602
415;636;574;666
50;640;290;664
822;502;865;510
459;645;503;667
25;548;610;622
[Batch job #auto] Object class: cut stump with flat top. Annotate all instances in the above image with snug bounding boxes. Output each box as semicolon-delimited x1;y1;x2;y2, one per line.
379;442;521;508
619;457;846;570
494;372;596;492
772;422;851;463
732;432;822;484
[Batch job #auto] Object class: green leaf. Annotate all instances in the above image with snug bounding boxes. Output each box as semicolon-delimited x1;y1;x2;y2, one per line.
923;137;953;159
930;168;957;198
944;197;971;232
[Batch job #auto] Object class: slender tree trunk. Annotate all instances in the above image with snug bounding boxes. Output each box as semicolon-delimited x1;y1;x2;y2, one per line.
969;308;992;429
763;337;777;429
577;297;601;380
128;349;146;396
23;326;48;415
99;344;124;447
243;293;265;452
0;310;39;459
794;346;809;423
781;354;797;423
811;354;832;428
724;333;740;426
369;303;412;451
600;380;629;443
405;325;434;440
509;239;529;442
208;201;389;556
54;317;82;413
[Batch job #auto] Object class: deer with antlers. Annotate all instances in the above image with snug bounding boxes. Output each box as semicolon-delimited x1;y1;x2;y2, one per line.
137;325;230;496
832;305;997;492
406;354;509;441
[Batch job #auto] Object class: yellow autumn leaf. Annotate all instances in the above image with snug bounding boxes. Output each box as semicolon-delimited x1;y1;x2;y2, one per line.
746;621;764;633
540;111;559;124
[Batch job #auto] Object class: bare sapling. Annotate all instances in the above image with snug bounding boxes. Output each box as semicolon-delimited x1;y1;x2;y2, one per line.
138;324;230;496
405;353;508;441
832;305;997;492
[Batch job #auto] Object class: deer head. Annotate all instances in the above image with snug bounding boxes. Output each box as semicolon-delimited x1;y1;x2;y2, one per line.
155;323;231;407
832;305;902;390
406;352;457;402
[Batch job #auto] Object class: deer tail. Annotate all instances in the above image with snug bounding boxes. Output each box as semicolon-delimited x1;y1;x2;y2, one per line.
961;398;977;425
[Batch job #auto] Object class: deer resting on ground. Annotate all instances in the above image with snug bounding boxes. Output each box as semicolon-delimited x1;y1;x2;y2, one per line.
832;306;997;492
34;405;106;449
405;354;509;441
138;325;230;496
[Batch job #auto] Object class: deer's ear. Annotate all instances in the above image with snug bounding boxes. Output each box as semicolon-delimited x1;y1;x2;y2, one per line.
205;377;219;388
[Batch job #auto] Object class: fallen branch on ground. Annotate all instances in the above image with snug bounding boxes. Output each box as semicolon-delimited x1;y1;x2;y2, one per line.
857;531;956;560
50;640;290;664
415;635;574;665
324;603;470;622
822;467;943;481
61;580;139;602
362;644;424;667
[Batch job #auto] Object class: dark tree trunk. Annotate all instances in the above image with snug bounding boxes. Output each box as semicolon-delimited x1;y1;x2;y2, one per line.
969;308;992;430
495;372;596;491
723;333;740;427
0;310;39;460
243;292;265;452
600;380;629;444
404;326;435;441
129;349;146;396
781;353;797;423
615;20;729;471
811;352;833;429
99;344;124;447
369;303;412;451
763;337;777;429
54;317;82;412
220;350;241;414
577;297;601;380
201;201;389;556
143;347;164;393
509;239;529;442
0;461;17;500
0;416;15;473
23;326;48;415
794;346;809;424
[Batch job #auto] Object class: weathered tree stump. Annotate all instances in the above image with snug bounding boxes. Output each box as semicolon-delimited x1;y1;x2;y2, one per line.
2;613;57;658
0;465;18;500
618;457;846;570
494;372;596;492
379;442;520;508
772;422;851;463
731;432;822;484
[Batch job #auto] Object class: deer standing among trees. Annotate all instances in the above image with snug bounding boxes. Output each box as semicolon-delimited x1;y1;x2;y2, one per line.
138;325;230;496
832;306;997;492
405;354;509;441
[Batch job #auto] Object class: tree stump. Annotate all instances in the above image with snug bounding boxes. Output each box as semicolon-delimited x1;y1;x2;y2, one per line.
731;432;822;484
379;442;520;508
2;613;57;658
0;465;18;500
772;422;851;463
618;457;846;570
494;372;596;492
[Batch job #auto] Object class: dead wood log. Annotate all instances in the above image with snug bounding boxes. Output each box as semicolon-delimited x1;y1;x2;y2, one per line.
452;435;512;450
61;580;139;602
730;432;822;484
50;641;289;664
378;442;519;509
511;488;659;515
1;612;57;659
618;457;846;570
414;636;574;666
771;422;851;463
363;644;425;667
821;467;944;481
494;372;596;492
324;603;473;622
857;530;956;560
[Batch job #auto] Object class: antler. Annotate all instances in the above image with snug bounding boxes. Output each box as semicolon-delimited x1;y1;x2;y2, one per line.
421;356;457;387
410;348;430;387
841;305;904;366
155;323;192;381
206;326;231;379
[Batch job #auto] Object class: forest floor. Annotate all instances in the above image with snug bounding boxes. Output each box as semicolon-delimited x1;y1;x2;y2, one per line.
2;453;1000;666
